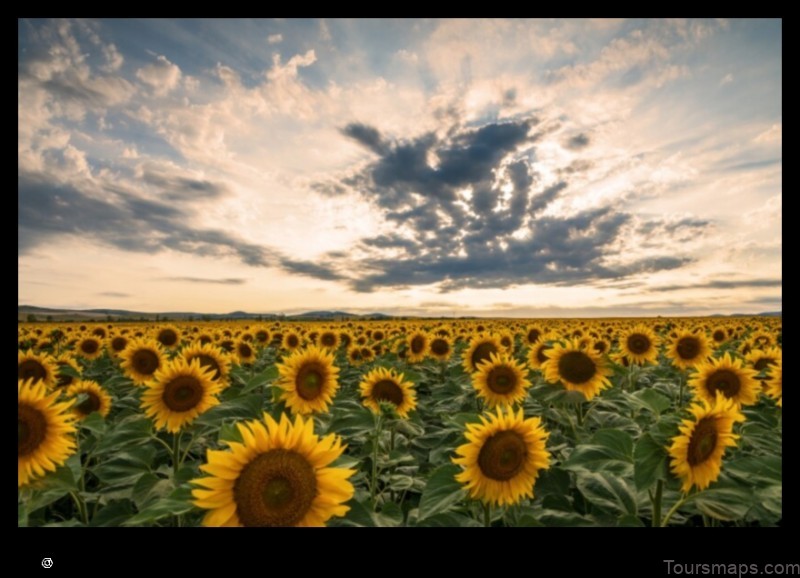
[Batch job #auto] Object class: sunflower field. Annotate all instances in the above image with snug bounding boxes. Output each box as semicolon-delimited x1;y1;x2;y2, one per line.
18;317;781;527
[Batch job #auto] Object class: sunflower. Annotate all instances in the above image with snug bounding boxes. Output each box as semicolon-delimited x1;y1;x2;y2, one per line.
668;393;745;493
463;334;503;373
497;331;515;354
317;330;339;351
192;413;354;526
428;336;452;361
542;338;613;401
277;346;340;415
282;331;303;351
120;338;166;385
619;325;660;365
689;353;760;407
527;337;556;370
406;331;429;363
524;324;545;347
473;352;531;409
107;334;130;358
667;331;712;370
253;328;271;347
76;336;104;360
452;406;550;506
744;347;782;373
234;339;257;365
141;358;221;433
18;350;58;389
181;342;232;386
65;380;112;419
18;379;76;487
359;367;417;418
154;325;182;349
53;354;81;388
765;359;782;407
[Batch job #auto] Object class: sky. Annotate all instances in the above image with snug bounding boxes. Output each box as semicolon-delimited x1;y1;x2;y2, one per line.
18;18;782;317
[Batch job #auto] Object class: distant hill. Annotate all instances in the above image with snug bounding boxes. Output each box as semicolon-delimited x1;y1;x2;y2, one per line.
18;305;392;322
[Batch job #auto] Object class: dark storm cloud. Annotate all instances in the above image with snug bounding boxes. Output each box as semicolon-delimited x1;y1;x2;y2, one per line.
565;133;590;150
278;258;344;282
301;117;704;292
651;278;782;292
162;277;247;285
342;122;389;155
18;173;275;267
98;291;130;298
141;170;229;201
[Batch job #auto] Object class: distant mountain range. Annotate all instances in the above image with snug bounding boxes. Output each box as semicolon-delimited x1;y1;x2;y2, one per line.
18;305;392;322
18;304;780;322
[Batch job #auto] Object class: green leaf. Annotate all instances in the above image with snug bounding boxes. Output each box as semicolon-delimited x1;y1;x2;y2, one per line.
625;389;672;414
20;461;79;514
634;433;668;491
194;393;263;426
724;456;782;487
691;487;753;522
94;416;153;454
538;509;597;527
241;365;279;394
416;512;482;527
78;411;107;436
92;447;156;487
123;487;195;526
18;501;27;527
562;429;633;474
335;498;375;527
89;500;135;527
617;514;646;527
218;421;245;444
374;501;404;527
132;473;173;509
417;464;466;521
327;406;376;436
576;471;637;516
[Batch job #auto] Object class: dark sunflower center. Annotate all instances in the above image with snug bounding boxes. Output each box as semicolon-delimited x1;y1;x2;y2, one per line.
321;333;336;347
471;342;498;369
373;331;384;341
676;337;700;360
536;345;551;365
238;343;253;358
410;335;425;354
371;379;404;406
200;335;212;345
132;349;160;376
687;418;719;466
287;335;299;348
81;339;100;354
712;330;726;343
234;449;317;527
477;430;527;481
527;329;541;344
56;368;74;388
19;359;47;382
593;341;607;354
194;354;222;380
296;363;325;400
431;338;450;356
627;334;651;355
158;329;179;347
754;358;776;372
111;337;128;352
18;404;47;457
162;375;204;412
557;351;596;384
487;366;518;394
706;369;741;398
340;334;351;347
255;331;269;343
76;391;101;415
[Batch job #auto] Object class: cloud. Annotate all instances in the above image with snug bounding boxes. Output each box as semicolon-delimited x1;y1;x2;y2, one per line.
650;278;782;292
305;117;703;292
267;33;283;44
97;291;130;297
565;133;590;150
136;55;182;95
161;277;247;285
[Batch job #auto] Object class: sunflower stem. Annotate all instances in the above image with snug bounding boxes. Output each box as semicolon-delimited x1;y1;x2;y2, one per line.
575;403;584;428
69;491;89;525
370;412;384;509
172;431;184;527
661;491;693;527
179;429;197;467
678;372;685;408
651;479;663;527
483;502;492;527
